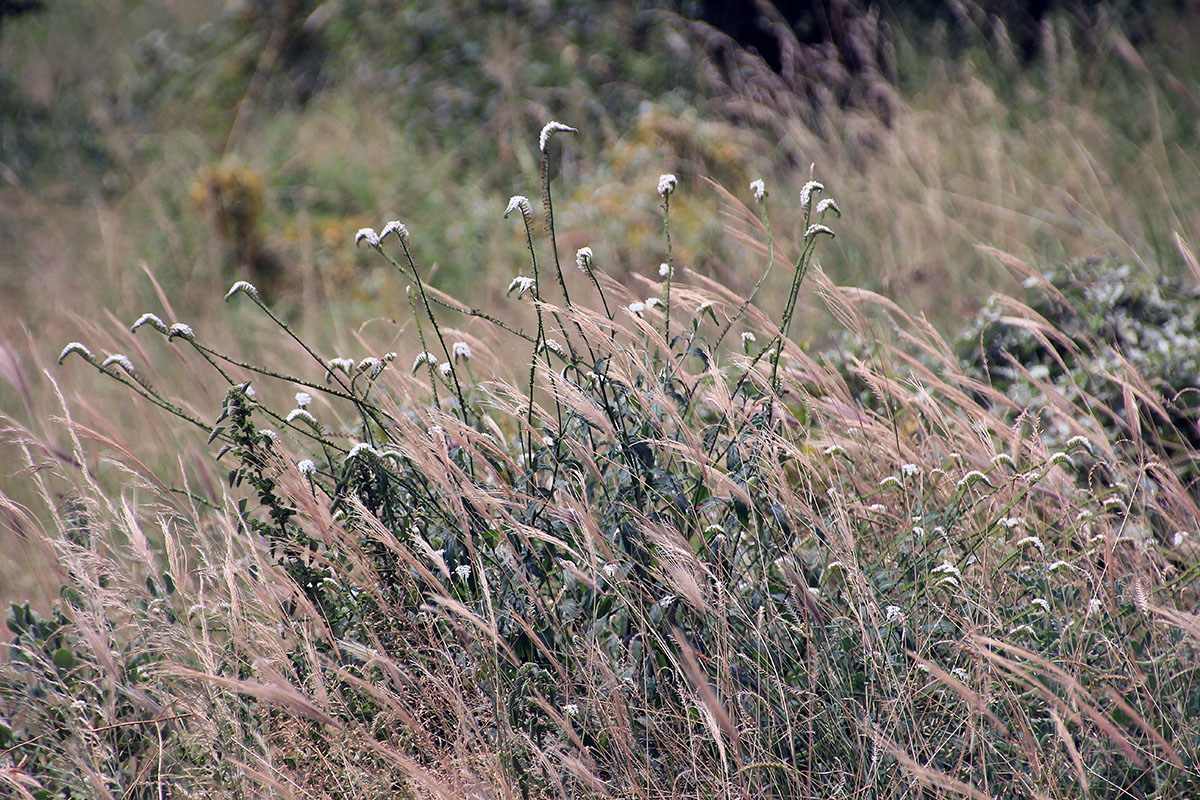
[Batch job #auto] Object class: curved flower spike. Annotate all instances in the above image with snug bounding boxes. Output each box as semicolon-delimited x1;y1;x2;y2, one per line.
58;342;96;365
224;281;260;302
505;195;533;219
380;220;409;242
354;227;380;247
539;121;577;154
101;354;137;375
131;313;168;334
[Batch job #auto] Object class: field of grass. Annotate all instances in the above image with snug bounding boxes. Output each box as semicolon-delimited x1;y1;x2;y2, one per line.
3;1;1200;798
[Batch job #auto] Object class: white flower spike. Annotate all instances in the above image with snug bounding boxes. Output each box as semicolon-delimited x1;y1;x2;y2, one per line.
799;180;824;209
168;323;194;340
539;121;577;153
452;341;472;361
506;195;533;219
355;227;380;247
58;342;95;365
380;220;409;242
575;247;593;272
657;173;677;198
750;179;766;201
815;198;841;216
102;354;137;374
224;280;260;302
131;313;168;334
507;276;535;298
805;224;835;239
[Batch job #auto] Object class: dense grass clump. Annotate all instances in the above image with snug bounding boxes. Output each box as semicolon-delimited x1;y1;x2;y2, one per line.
4;132;1200;799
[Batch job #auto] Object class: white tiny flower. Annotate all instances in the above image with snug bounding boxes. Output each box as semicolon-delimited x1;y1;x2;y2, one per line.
562;703;579;716
884;605;902;623
452;341;472;361
101;354;137;374
931;561;961;579
990;453;1016;469
58;342;95;364
952;667;969;683
506;195;533;219
1015;536;1045;554
823;444;847;457
627;301;646;315
224;280;259;301
696;300;714;315
901;463;919;477
815;198;840;216
539;339;564;356
507;276;536;297
326;357;355;379
438;361;453;376
295;391;312;407
1048;451;1073;467
658;262;672;277
412;352;438;373
345;442;379;462
955;470;992;490
244;384;256;399
354;227;380;246
645;297;663;309
539;121;577;153
575;247;593;271
259;429;278;445
286;408;317;425
998;517;1023;530
879;476;902;489
297;459;316;476
1064;435;1093;452
1047;560;1071;573
799;180;823;208
1173;531;1187;547
658;594;677;609
358;357;384;377
1010;624;1036;638
867;504;887;513
168;323;194;339
454;564;472;581
657;173;677;198
741;332;756;345
1086;597;1104;616
749;179;766;201
380;220;409;241
1030;597;1050;613
603;563;618;578
805;224;835;239
131;313;168;334
912;526;926;537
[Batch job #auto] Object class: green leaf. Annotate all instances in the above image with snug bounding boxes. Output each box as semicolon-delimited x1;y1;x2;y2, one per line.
52;647;77;670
